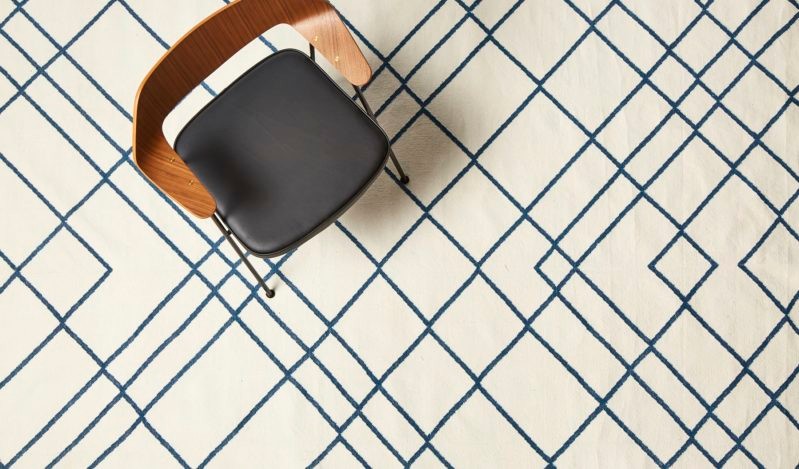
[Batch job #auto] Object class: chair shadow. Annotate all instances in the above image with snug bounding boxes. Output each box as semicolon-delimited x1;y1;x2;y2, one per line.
343;83;472;234
331;54;474;221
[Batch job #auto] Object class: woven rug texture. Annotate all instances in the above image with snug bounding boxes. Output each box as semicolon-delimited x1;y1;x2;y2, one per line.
0;0;798;467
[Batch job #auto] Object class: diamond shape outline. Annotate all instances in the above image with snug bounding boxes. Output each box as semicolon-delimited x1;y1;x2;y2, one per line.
650;232;718;300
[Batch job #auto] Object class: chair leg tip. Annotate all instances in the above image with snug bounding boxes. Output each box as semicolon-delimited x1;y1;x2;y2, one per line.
400;175;410;184
265;288;275;299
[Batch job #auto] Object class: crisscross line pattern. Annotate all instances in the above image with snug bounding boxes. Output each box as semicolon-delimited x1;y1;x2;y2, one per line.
0;0;797;467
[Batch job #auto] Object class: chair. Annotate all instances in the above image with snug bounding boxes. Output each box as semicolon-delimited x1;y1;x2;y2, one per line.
132;0;409;299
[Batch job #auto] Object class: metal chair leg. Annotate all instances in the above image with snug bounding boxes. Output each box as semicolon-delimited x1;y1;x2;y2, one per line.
212;213;275;298
353;85;410;184
309;43;406;183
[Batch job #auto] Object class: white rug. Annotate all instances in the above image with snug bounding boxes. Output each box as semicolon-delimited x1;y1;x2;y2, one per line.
1;0;798;467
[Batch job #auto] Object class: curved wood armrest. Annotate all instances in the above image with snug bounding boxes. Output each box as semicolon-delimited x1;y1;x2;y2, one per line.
133;0;372;218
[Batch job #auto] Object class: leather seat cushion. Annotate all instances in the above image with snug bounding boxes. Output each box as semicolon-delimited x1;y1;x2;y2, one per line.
175;49;389;257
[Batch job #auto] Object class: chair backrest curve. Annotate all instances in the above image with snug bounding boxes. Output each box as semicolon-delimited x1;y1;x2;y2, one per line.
132;0;371;218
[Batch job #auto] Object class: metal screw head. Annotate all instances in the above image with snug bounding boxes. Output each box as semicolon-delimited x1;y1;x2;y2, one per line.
188;179;195;186
334;55;340;62
314;35;319;42
169;157;175;163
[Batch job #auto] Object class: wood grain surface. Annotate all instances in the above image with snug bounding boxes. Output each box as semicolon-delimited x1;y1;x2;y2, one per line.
132;0;371;218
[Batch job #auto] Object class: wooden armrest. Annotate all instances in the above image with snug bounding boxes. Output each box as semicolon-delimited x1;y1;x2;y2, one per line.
132;0;372;218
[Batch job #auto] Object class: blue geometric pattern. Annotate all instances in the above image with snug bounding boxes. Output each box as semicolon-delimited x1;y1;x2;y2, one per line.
1;0;797;467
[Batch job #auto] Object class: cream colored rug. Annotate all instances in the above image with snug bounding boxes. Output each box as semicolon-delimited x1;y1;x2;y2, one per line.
1;0;798;467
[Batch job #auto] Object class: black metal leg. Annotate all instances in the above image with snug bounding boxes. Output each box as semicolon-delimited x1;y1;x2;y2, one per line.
212;213;275;298
310;44;316;62
353;85;410;184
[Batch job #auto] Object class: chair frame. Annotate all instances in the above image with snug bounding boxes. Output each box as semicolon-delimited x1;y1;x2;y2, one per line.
132;0;408;298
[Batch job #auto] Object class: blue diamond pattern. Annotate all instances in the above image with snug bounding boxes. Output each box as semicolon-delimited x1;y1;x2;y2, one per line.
0;0;798;467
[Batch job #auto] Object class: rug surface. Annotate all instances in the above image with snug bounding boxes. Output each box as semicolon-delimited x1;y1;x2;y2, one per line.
1;0;798;467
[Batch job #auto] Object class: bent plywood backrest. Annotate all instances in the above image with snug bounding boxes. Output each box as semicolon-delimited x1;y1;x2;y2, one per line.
132;0;372;218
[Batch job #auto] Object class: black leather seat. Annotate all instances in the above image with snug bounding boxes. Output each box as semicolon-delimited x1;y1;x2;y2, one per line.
175;49;390;257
